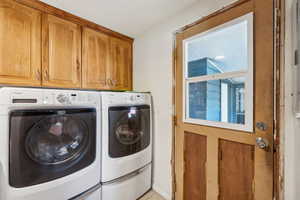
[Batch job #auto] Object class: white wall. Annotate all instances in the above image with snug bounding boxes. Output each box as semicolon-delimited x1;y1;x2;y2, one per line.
133;1;239;199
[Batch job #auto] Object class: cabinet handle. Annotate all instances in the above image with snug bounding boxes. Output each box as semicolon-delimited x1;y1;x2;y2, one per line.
36;69;41;81
105;79;109;86
108;79;113;86
44;69;49;81
76;59;80;71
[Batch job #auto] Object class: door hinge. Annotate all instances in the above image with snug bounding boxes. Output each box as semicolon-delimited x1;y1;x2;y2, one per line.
252;179;255;196
173;176;177;193
173;115;177;126
295;50;299;66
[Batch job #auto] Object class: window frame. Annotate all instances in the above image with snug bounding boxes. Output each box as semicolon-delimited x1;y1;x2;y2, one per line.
182;12;254;132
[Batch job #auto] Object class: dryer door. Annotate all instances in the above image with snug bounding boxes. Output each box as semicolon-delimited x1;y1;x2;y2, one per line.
108;105;150;158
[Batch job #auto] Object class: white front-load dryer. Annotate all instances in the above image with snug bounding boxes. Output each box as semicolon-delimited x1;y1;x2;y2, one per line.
0;87;102;200
100;92;152;200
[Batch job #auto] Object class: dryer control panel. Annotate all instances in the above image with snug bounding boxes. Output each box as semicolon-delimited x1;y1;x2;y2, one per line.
101;92;151;106
45;92;98;105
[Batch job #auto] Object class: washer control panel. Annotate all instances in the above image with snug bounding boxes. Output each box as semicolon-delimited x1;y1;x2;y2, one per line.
50;92;98;105
3;88;99;106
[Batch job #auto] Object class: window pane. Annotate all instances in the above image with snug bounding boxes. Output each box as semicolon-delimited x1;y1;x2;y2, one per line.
186;19;248;78
188;77;245;124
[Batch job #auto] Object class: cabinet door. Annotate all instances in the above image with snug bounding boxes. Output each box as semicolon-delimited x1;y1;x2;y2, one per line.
0;0;41;86
42;14;81;88
82;28;109;90
109;37;132;91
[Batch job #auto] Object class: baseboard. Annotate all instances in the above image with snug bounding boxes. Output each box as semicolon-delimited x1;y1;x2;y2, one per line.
152;184;172;200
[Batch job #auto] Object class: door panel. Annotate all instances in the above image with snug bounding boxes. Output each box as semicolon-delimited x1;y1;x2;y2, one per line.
219;140;254;200
174;0;274;200
109;37;132;90
0;0;41;86
82;27;109;89
184;132;206;200
42;14;81;88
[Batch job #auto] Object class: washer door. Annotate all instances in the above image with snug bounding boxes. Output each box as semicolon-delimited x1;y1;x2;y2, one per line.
9;108;96;188
109;105;150;158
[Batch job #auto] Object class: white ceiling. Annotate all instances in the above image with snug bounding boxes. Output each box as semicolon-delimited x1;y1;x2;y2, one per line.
40;0;199;38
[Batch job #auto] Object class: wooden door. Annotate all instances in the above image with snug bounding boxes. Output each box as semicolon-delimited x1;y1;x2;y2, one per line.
0;0;41;86
82;27;110;90
174;1;274;200
109;37;132;90
42;14;81;88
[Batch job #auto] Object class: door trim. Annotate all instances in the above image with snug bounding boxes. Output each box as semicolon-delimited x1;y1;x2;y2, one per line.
171;0;285;199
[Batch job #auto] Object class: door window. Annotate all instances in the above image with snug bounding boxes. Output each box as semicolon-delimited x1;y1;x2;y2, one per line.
183;13;253;132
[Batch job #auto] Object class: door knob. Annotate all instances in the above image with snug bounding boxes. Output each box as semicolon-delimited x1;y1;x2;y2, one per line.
256;137;269;150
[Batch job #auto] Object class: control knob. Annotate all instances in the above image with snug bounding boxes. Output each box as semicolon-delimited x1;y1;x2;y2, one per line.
56;94;70;104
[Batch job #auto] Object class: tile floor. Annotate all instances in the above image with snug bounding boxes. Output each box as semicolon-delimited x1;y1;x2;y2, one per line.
139;190;166;200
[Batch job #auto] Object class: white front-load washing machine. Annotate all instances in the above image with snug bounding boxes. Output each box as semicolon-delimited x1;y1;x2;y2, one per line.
100;92;152;200
0;87;101;200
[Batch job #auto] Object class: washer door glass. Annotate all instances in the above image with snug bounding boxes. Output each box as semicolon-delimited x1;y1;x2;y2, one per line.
116;108;145;145
25;115;89;165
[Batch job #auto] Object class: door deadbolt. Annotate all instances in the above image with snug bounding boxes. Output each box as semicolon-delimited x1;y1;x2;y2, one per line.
256;122;268;131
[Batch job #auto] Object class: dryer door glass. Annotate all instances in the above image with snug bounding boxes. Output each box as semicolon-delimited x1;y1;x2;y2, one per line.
109;105;151;158
115;107;145;145
26;115;89;165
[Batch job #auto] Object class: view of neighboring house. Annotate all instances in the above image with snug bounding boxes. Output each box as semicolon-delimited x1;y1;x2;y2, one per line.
188;57;245;124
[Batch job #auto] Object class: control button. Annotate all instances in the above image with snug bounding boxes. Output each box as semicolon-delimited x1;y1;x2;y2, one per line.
43;95;53;104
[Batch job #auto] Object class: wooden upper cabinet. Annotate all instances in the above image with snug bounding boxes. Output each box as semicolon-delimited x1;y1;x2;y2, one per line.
0;0;41;86
42;14;82;88
109;37;132;91
0;0;133;90
82;27;110;90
